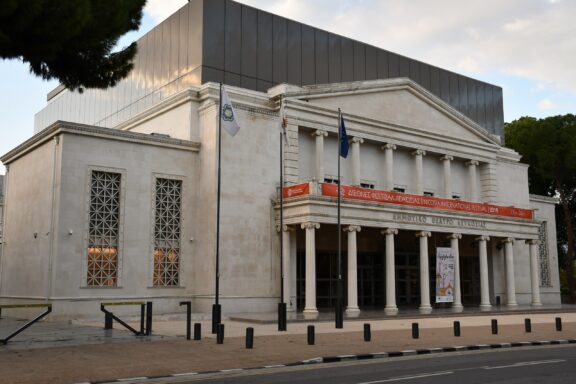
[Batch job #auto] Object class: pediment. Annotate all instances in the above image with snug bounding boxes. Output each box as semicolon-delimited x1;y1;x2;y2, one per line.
280;79;499;145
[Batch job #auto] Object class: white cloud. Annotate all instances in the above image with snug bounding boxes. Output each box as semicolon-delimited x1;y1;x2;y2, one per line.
145;0;188;23
537;98;558;110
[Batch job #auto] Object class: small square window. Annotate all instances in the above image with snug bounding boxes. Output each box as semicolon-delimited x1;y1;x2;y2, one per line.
360;182;375;189
393;187;405;193
424;191;434;197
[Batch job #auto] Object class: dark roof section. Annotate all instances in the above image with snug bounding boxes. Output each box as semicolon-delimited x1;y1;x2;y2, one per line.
196;0;504;136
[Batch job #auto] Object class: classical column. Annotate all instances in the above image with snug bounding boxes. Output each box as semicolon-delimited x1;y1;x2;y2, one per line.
527;239;543;306
345;225;361;315
441;155;454;199
416;231;432;312
466;160;479;202
382;144;396;191
281;225;295;310
448;233;463;310
301;222;320;317
312;130;328;182
351;137;364;186
502;238;518;306
382;228;398;313
412;149;426;195
476;236;491;309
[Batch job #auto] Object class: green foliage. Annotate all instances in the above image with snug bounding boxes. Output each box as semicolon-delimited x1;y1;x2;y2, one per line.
0;0;146;90
506;114;576;300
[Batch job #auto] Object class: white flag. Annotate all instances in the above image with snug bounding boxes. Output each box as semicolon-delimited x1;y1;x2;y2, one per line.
220;87;241;136
279;98;288;143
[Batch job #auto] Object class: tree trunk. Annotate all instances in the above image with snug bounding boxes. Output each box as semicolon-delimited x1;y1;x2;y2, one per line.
560;193;576;303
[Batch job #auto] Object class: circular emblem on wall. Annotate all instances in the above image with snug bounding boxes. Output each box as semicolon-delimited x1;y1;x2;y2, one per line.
222;104;234;121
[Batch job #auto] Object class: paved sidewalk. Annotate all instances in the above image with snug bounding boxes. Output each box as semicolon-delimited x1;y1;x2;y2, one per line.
1;312;576;384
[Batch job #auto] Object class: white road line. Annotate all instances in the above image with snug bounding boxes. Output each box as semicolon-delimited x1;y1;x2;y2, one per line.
357;371;454;383
484;359;565;370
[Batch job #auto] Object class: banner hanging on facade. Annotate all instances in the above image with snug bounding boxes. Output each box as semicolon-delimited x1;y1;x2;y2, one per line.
436;247;454;303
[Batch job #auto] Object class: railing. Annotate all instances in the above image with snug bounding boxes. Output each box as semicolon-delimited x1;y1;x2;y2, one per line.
100;301;152;336
0;303;52;345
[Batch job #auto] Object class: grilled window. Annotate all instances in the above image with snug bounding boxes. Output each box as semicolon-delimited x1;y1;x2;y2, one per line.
153;178;182;287
87;171;121;287
538;222;552;287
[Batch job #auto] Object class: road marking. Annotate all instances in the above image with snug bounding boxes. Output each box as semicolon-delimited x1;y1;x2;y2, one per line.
357;371;454;383
484;359;565;370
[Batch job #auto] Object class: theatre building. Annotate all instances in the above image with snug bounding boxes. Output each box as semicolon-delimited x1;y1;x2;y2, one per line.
0;0;560;319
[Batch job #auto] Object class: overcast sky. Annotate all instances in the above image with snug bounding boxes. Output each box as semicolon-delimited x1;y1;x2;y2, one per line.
1;0;575;174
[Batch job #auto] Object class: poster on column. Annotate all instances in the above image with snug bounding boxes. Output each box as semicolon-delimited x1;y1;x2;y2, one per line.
436;247;454;303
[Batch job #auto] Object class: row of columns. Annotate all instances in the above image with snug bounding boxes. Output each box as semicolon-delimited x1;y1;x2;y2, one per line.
312;130;480;201
289;223;542;316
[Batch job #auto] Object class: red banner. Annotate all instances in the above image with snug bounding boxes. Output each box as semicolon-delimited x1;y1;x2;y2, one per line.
283;183;310;198
320;184;533;220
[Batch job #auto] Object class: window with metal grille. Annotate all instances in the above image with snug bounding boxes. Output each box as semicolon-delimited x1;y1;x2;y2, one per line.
153;178;182;287
87;171;121;287
538;221;552;287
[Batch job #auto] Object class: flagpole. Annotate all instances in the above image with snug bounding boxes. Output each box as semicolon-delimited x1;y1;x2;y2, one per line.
278;96;287;331
336;109;344;329
213;83;223;334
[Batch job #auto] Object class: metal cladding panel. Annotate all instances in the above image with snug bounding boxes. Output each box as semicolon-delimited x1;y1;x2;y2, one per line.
353;41;366;80
257;79;273;92
225;1;242;74
388;53;399;77
477;82;486;128
458;75;468;116
377;50;389;78
365;45;378;80
419;63;431;91
494;87;504;137
398;56;409;77
287;20;302;85
341;37;354;82
203;0;225;70
467;79;478;122
273;16;288;83
241;6;257;78
257;11;273;82
328;33;342;83
485;86;496;133
241;75;257;90
168;12;179;80
178;7;189;76
153;23;163;90
301;24;315;85
225;71;242;87
203;67;225;84
439;70;450;103
409;60;420;84
315;29;329;84
449;72;459;108
187;0;203;73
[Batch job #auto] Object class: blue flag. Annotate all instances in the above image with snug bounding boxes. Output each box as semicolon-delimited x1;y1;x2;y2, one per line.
339;114;349;158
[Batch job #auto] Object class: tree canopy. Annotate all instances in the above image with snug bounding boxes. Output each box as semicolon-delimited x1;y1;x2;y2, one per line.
505;114;576;301
0;0;146;91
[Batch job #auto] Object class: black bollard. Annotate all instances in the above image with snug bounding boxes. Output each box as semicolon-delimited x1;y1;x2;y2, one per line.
145;302;153;336
217;323;225;344
491;319;498;335
364;323;371;342
556;317;562;331
194;322;202;340
140;303;146;335
104;312;113;330
246;327;254;349
179;301;192;340
212;304;221;334
525;318;532;333
307;325;315;345
412;322;419;339
278;302;287;331
453;321;461;337
335;301;344;329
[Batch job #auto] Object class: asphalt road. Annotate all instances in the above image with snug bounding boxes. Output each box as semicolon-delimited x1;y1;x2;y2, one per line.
182;345;576;384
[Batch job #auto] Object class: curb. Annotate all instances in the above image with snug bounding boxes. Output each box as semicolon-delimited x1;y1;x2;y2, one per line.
83;339;576;384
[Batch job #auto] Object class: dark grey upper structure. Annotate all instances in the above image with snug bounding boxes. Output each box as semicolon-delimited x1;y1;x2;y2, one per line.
37;0;504;137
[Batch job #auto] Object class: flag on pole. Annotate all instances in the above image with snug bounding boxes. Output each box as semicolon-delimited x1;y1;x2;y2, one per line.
279;98;288;143
339;113;349;158
220;87;241;136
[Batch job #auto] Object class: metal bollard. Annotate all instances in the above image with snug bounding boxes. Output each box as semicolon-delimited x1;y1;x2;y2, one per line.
412;323;419;339
140;304;146;334
145;302;153;336
525;318;532;333
491;319;498;335
335;302;344;329
217;323;225;344
212;304;221;334
556;317;562;331
453;321;461;337
179;301;192;340
246;327;254;349
307;325;315;345
364;323;371;342
104;312;113;330
194;322;202;340
278;302;287;331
